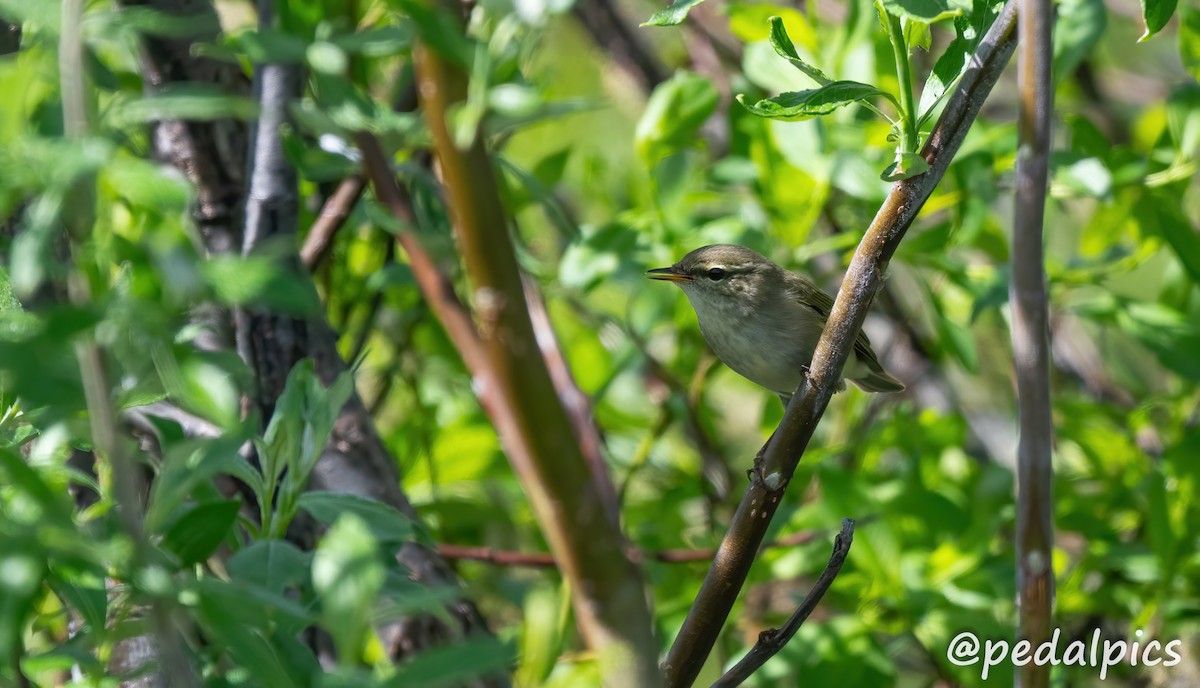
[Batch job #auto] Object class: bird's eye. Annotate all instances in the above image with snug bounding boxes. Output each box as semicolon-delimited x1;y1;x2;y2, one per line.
707;267;726;281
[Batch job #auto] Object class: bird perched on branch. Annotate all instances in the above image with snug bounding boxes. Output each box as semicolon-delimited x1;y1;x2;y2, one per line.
647;244;904;405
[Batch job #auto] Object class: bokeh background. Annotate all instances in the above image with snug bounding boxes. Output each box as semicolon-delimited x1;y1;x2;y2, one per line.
2;0;1199;685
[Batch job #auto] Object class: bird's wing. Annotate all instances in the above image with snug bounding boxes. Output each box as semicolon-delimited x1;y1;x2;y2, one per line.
793;276;886;370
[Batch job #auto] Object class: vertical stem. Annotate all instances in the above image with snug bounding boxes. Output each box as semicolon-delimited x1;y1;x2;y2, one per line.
1012;0;1055;684
59;2;197;685
884;11;918;152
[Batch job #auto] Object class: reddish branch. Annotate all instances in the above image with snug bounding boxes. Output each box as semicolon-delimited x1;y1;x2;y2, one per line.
300;175;365;270
436;528;827;568
662;5;1020;685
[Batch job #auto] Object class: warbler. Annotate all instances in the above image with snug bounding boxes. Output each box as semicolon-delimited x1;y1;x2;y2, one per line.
647;244;904;404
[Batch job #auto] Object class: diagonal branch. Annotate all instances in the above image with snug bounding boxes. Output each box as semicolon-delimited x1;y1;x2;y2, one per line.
1013;0;1055;684
300;175;365;270
661;5;1019;685
710;518;855;688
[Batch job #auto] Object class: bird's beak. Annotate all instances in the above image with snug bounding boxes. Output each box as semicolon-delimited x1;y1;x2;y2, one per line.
646;266;691;282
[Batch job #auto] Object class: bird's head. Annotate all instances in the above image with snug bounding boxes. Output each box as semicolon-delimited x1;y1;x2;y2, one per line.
646;244;780;311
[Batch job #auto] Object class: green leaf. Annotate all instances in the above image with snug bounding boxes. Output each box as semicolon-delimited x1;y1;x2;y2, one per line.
201;255;320;315
162;499;241;566
261;361;355;497
881;151;931;181
196;577;314;631
106;85;259;126
307;41;349;75
313;513;385;659
514;584;567;688
332;25;413;57
737;81;893;120
635;72;718;161
642;0;708;26
1116;302;1200;380
194;579;316;688
387;0;473;68
882;0;962;24
1139;0;1177;41
767;16;831;85
1136;192;1200;285
1054;0;1107;81
226;29;309;63
298;492;415;545
381;637;513;688
147;436;257;533
49;564;107;631
1183;6;1200;81
903;18;932;53
918;33;969;125
227;541;311;593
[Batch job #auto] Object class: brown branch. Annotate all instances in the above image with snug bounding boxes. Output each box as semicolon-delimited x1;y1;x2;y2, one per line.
1014;0;1055;684
355;134;488;373
407;12;661;683
710;519;855;688
300;175;365;270
662;5;1020;685
436;527;831;568
523;277;621;527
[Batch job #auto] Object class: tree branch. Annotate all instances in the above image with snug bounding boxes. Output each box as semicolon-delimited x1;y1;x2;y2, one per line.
407;12;661;683
1013;0;1055;683
710;519;855;688
661;5;1019;685
300;175;365;270
436;526;838;568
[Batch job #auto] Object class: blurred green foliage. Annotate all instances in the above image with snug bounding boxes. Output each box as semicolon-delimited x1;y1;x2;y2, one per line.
1;0;1199;686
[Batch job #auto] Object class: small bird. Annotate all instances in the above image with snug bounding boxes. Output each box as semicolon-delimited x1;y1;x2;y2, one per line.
647;244;904;404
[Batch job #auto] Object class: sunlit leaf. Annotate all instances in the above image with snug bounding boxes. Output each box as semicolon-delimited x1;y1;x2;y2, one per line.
738;81;894;120
635;71;718;161
1139;0;1178;41
881;151;931;181
767;15;831;85
313;513;385;659
881;0;962;24
642;0;708;26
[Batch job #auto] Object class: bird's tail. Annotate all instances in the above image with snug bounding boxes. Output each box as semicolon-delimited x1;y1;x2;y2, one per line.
850;368;905;393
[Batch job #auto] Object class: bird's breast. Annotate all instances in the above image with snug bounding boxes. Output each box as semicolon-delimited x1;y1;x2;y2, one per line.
689;298;819;396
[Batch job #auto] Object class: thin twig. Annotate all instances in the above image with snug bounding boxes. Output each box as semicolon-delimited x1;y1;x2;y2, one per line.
1013;0;1055;684
355;134;488;374
300;175;365;270
710;519;855;688
662;5;1019;685
523;277;621;527
436;526;839;568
